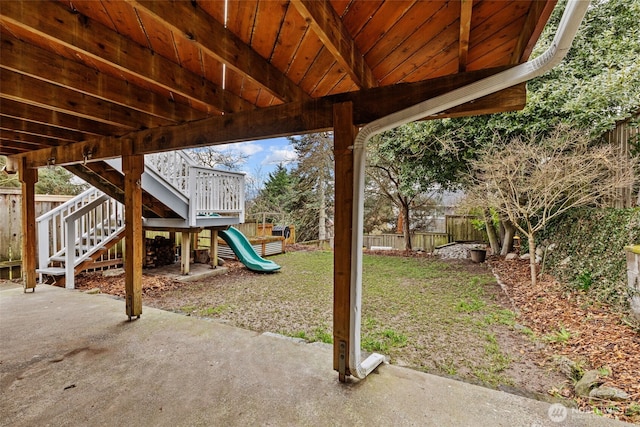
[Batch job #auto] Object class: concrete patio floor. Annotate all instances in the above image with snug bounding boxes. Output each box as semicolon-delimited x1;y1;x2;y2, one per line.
0;282;630;427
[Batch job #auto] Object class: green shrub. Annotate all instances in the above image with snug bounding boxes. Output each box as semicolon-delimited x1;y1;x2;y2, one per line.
534;207;640;309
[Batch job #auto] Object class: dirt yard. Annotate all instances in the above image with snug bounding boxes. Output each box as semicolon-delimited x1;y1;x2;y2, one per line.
68;247;639;423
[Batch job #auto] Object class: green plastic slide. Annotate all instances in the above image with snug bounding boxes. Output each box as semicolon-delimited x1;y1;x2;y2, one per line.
218;226;281;273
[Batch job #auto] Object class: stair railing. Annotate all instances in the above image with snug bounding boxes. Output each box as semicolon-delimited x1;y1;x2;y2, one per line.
63;195;125;289
144;150;196;197
37;187;103;277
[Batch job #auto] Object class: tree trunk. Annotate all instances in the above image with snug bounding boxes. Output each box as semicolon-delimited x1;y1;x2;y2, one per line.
318;179;327;240
402;202;412;251
500;219;516;256
528;233;537;286
483;208;501;255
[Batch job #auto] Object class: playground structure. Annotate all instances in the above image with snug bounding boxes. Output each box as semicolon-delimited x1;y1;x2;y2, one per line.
33;150;280;287
219;227;281;273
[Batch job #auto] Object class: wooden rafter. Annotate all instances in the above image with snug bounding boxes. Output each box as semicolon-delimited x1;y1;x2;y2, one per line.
130;0;310;104
0;115;86;142
291;0;377;89
0;35;205;123
0;130;64;148
8;67;526;171
1;69;171;130
511;0;557;63
458;0;473;72
0;0;252;114
0;99;128;137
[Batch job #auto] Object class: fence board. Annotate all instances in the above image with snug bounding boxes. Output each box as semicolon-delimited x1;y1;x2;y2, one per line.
0;189;73;262
607;114;639;208
446;215;486;242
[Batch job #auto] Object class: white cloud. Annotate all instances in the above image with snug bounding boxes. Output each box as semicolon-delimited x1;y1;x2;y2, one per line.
215;142;263;157
261;146;297;165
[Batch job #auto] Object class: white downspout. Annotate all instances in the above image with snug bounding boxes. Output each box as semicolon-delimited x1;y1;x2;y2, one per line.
348;0;590;379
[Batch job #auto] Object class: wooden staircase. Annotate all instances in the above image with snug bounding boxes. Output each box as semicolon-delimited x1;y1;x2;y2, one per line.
36;150;246;288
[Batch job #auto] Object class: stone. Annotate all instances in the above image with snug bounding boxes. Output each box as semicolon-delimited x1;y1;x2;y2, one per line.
535;247;544;257
574;370;602;397
588;386;630;401
553;356;582;380
505;253;518;260
103;268;124;277
559;256;571;266
630;296;640;321
519;253;530;260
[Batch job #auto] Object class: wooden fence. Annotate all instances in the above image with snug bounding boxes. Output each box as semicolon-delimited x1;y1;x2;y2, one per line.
0;189;74;262
362;215;486;252
446;215;487;242
607;114;639;208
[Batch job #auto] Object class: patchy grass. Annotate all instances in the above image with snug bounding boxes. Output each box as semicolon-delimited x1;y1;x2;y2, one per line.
144;250;560;391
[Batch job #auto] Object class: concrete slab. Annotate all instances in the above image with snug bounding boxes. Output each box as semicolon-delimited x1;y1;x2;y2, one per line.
144;262;228;282
0;283;630;427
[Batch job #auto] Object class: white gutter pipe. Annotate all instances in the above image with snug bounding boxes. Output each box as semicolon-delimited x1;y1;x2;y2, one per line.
348;0;590;379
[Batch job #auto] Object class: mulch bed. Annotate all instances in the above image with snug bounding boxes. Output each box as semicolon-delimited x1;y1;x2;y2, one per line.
490;257;640;422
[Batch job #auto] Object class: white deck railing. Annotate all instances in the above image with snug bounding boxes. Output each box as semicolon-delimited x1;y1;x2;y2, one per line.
146;151;245;226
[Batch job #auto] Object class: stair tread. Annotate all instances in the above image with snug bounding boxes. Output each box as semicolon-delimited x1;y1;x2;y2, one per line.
37;267;65;275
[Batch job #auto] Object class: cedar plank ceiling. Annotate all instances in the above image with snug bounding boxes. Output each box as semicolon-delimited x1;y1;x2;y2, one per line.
0;0;555;160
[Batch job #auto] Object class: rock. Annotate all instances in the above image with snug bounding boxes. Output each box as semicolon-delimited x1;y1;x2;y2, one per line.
520;253;531;260
589;386;630;401
559;256;571;266
630;296;640;321
575;370;602;397
554;356;583;380
505;253;518;260
103;268;125;277
535;247;544;257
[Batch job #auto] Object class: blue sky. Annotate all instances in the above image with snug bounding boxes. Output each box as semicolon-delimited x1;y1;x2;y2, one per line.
213;137;297;186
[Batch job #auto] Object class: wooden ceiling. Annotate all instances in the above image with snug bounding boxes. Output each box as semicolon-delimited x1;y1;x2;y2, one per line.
0;0;555;167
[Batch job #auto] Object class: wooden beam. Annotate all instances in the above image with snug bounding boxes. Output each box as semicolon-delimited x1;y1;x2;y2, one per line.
130;0;309;104
0;99;128;137
18;157;38;291
333;101;356;381
210;229;218;269
0;141;31;154
511;0;557;63
0;35;205;123
290;0;377;89
181;231;190;275
0;0;252;114
10;67;526;170
0;133;58;149
458;0;473;72
0;69;170;129
0;115;86;142
64;162;175;218
122;140;143;319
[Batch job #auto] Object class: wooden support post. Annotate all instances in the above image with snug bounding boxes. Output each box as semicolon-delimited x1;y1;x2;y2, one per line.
210;229;218;269
19;157;38;292
181;231;191;275
333;101;356;381
122;141;143;320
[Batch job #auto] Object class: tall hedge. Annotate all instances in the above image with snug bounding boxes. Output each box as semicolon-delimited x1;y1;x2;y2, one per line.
535;208;640;308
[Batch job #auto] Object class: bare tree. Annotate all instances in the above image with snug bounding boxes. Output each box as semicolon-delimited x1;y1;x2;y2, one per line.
467;127;637;285
188;146;248;171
